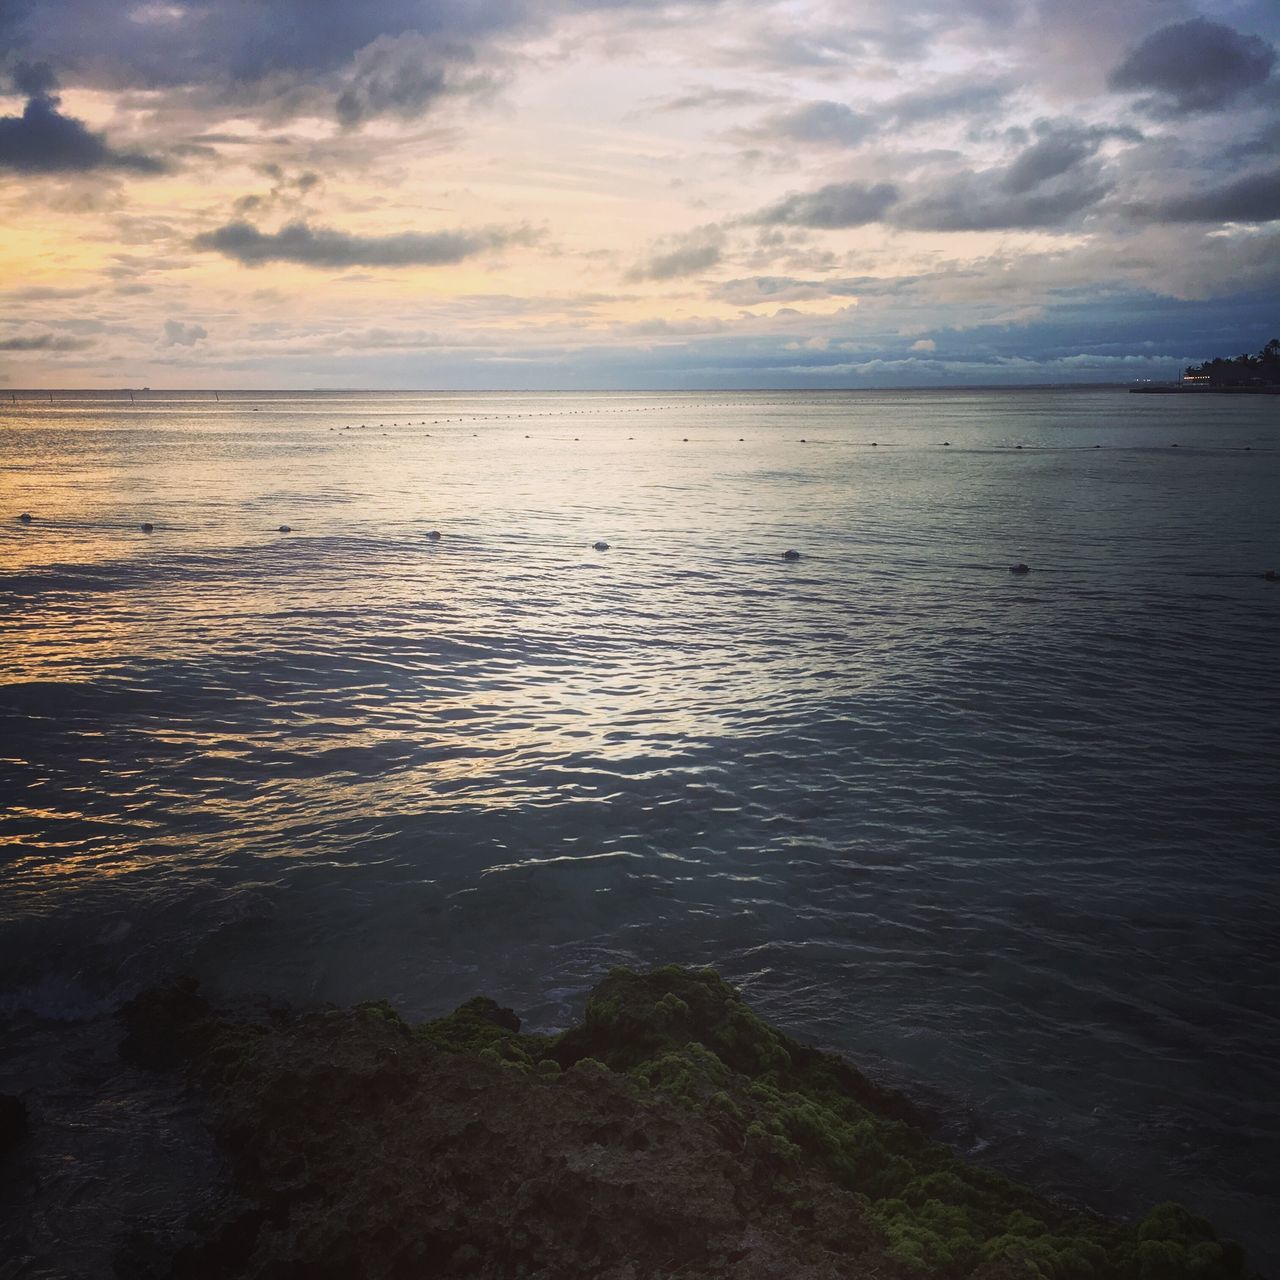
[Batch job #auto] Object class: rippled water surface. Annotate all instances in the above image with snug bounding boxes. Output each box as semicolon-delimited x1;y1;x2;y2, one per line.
2;389;1278;1259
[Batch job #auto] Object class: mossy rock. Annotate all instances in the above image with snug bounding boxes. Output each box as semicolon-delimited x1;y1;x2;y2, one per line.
415;993;553;1071
118;966;1255;1280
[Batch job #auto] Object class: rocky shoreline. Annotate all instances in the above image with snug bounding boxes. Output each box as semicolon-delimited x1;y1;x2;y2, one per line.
2;966;1257;1278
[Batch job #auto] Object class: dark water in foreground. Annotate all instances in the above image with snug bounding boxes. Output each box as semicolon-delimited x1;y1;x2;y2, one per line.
1;389;1278;1263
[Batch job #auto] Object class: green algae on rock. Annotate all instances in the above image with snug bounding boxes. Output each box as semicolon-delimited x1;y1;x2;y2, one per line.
117;966;1253;1279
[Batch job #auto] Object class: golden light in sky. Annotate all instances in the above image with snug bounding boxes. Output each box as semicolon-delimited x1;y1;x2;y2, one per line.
1;1;1277;387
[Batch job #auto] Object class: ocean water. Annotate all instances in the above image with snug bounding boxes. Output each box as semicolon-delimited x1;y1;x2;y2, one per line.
1;389;1278;1261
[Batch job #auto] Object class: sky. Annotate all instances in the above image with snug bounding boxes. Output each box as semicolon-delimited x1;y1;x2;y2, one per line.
1;0;1277;388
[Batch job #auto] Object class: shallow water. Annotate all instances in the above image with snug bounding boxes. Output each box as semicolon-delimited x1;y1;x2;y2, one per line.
2;388;1278;1261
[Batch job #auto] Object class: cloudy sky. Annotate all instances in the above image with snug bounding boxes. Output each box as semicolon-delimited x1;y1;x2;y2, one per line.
1;0;1277;387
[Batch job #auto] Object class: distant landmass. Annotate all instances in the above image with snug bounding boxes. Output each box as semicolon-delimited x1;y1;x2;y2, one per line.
1132;338;1280;394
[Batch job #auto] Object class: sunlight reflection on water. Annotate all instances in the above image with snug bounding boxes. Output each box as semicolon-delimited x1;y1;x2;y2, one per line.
1;388;1279;1255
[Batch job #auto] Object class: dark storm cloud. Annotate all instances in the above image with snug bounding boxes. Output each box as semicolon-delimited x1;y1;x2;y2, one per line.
1132;168;1280;224
747;121;1119;235
3;0;721;128
0;62;166;174
0;331;95;351
163;319;209;346
709;275;907;305
333;33;484;129
734;76;1015;156
885;120;1133;232
12;60;58;98
5;2;521;89
1107;18;1277;115
737;100;873;148
1002;132;1092;194
193;219;538;268
894;169;1109;231
627;226;725;281
999;122;1135;194
752;181;899;228
881;78;1013;127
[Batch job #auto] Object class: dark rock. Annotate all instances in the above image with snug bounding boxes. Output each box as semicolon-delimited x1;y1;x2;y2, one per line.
453;996;521;1033
0;1094;29;1154
117;977;215;1070
115;966;1254;1280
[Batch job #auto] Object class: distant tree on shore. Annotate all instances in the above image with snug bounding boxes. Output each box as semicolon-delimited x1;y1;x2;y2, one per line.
1185;338;1280;386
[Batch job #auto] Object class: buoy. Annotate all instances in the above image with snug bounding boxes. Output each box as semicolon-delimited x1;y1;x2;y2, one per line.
943;441;951;446
782;549;801;561
1015;445;1023;450
799;438;807;443
1171;443;1178;447
593;541;609;551
426;530;442;541
17;512;32;523
1265;569;1277;581
871;442;877;446
278;525;292;532
1009;563;1030;574
140;523;154;532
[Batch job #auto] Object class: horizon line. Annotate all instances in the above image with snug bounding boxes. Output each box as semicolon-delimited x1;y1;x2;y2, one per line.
0;381;1142;396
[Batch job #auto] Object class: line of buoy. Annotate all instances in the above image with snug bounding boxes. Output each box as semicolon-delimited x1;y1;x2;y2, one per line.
8;511;1275;582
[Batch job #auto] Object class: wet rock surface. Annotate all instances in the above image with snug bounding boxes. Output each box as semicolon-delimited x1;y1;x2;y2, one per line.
0;1094;28;1155
2;966;1258;1279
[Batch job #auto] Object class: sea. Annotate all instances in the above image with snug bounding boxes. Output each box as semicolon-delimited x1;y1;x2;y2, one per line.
1;388;1277;1267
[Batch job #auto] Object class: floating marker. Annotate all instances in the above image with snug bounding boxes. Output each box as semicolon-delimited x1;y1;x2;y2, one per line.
17;512;32;523
593;540;610;551
1010;563;1030;574
278;525;292;532
426;530;442;541
140;522;154;532
782;549;801;561
1265;569;1277;582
